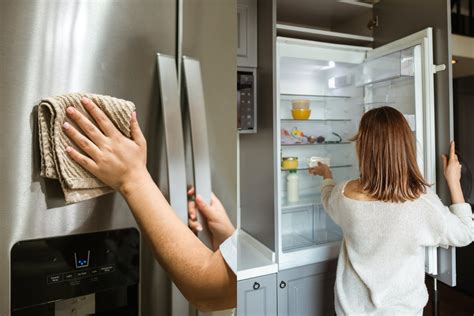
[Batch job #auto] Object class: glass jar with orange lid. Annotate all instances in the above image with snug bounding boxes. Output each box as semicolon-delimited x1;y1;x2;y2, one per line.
281;156;298;170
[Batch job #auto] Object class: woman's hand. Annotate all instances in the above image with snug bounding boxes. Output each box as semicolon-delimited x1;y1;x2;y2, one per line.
442;141;462;185
63;97;149;194
442;141;464;204
188;188;235;251
308;162;333;180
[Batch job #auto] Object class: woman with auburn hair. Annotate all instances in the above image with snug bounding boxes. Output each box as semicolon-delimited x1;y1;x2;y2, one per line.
310;106;474;315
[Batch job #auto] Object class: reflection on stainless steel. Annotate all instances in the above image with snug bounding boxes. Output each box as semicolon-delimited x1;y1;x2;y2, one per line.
0;1;175;315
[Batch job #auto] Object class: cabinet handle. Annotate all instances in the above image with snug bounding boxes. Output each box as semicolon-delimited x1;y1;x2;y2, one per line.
279;281;287;289
253;282;260;290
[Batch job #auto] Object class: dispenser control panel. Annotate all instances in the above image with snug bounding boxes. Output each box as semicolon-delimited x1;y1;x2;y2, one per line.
11;228;139;312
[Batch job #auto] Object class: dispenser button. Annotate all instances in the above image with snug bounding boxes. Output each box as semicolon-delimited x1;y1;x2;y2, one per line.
100;265;114;274
75;270;89;278
47;274;63;284
63;272;74;280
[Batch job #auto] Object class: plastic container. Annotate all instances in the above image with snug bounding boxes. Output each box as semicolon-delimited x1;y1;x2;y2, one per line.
291;109;311;120
291;99;310;109
307;156;331;168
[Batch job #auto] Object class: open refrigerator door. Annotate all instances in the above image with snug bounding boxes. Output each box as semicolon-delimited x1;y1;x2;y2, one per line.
363;28;438;276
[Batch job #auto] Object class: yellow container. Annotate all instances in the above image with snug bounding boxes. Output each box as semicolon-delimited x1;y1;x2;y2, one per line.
291;109;311;120
282;157;299;170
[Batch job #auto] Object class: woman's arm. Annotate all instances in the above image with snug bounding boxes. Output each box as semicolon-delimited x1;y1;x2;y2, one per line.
63;98;236;311
422;141;473;248
437;141;474;247
121;172;236;311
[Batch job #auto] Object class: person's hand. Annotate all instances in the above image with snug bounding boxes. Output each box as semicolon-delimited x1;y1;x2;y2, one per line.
63;97;149;194
308;162;333;179
442;141;462;186
188;188;235;251
442;141;465;204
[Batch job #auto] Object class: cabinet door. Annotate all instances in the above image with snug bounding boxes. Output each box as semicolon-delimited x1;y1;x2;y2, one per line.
237;274;277;316
237;0;258;67
373;0;456;287
278;261;337;316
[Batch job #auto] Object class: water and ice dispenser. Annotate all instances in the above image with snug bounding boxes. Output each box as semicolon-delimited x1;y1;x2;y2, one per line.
11;228;140;315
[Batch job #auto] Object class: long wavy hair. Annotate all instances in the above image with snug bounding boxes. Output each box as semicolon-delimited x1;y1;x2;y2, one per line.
352;106;428;202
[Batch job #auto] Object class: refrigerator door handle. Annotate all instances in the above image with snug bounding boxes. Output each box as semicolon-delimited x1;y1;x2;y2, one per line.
182;56;213;248
157;53;188;223
432;64;447;73
157;53;190;316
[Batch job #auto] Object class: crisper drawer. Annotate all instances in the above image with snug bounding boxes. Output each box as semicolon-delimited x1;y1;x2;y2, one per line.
282;204;342;253
282;205;315;252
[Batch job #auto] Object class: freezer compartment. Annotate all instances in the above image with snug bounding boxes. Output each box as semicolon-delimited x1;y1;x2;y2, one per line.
282;203;342;253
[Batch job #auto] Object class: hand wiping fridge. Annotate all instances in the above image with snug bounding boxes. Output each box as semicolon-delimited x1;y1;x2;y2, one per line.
61;97;236;311
38;93;135;204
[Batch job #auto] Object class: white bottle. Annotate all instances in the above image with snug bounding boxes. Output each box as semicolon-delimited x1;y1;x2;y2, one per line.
287;170;299;202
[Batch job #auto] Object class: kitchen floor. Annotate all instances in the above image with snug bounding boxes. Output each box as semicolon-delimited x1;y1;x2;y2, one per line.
424;276;474;315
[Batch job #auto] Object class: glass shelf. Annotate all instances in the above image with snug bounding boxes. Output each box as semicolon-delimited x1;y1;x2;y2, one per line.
281;118;351;122
281;165;353;172
281;142;351;146
280;93;351;101
282;230;342;253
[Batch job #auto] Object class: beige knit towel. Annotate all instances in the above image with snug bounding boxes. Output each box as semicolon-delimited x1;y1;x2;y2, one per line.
38;93;136;204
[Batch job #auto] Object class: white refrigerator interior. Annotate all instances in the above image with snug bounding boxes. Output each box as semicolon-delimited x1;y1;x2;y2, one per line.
276;29;437;271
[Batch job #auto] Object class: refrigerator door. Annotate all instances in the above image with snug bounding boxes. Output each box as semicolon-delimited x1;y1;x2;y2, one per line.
373;0;455;287
0;1;176;315
157;54;189;316
363;29;439;276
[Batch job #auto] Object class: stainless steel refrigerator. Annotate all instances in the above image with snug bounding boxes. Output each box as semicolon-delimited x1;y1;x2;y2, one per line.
0;1;237;315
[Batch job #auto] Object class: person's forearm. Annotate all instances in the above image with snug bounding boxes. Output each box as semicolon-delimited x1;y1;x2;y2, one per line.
447;180;465;204
323;169;333;180
120;171;236;311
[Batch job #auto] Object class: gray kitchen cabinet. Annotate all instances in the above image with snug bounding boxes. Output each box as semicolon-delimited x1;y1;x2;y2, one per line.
237;0;258;67
237;274;277;316
278;261;337;316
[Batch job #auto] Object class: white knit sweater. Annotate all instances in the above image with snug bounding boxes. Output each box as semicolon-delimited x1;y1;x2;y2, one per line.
321;179;474;315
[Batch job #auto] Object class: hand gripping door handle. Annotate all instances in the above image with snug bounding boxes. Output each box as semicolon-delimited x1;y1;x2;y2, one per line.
182;56;213;248
157;54;189;316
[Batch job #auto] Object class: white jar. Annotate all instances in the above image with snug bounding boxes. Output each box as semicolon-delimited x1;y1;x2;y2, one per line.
287;171;299;202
